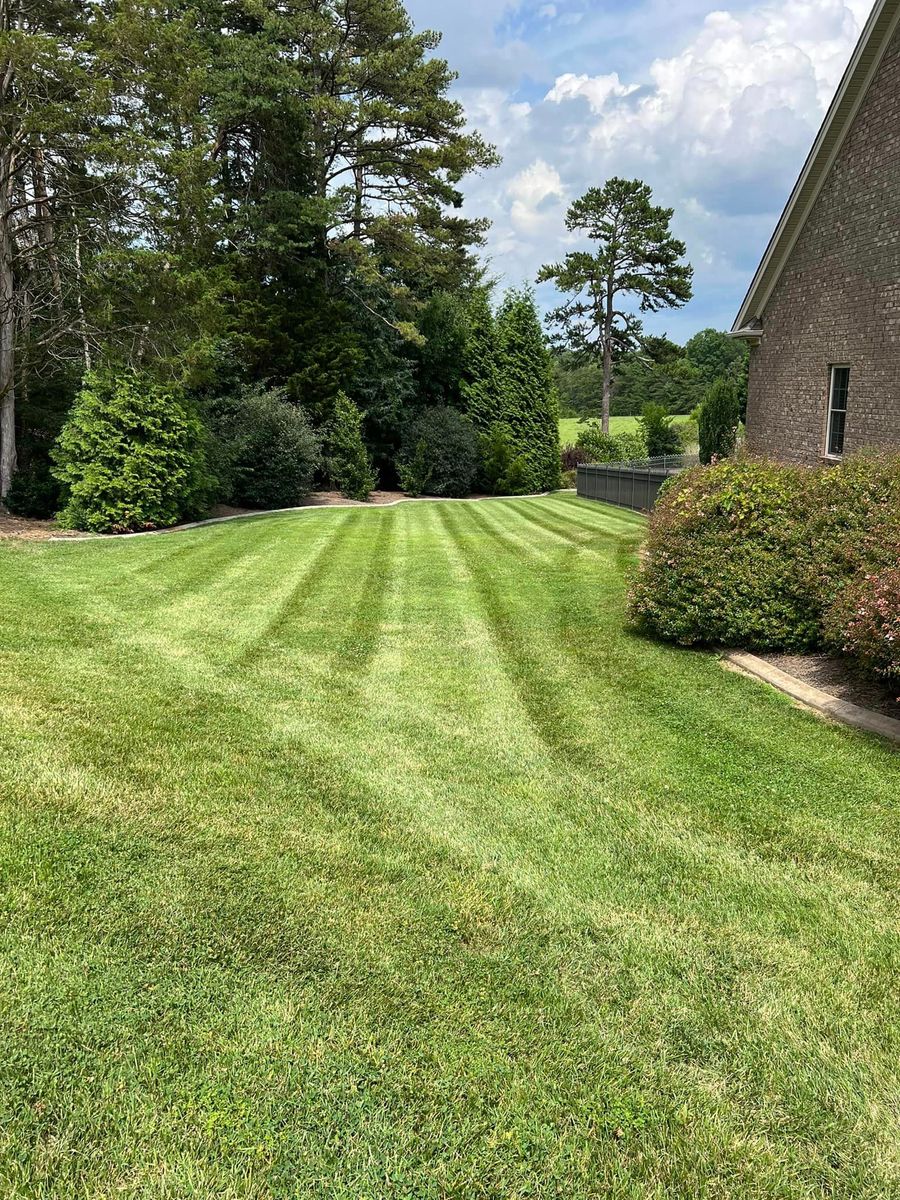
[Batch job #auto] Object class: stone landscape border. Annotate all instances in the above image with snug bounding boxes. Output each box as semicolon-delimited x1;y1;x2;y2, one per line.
47;492;559;542
724;650;900;746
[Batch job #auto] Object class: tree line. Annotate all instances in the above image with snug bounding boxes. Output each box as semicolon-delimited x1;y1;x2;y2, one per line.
554;328;749;422
0;0;560;529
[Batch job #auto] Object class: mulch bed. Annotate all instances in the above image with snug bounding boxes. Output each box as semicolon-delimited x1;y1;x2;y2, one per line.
0;509;80;541
0;491;427;542
759;652;900;722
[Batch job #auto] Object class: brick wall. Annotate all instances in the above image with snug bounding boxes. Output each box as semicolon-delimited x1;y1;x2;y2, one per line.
746;23;900;464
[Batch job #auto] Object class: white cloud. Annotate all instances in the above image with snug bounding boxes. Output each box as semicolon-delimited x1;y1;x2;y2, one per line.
546;0;873;196
545;72;639;113
507;159;567;232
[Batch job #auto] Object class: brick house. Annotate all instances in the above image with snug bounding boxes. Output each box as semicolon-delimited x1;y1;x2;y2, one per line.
732;0;900;463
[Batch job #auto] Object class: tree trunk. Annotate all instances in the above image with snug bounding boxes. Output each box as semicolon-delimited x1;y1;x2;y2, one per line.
601;290;614;437
73;222;91;371
0;149;16;498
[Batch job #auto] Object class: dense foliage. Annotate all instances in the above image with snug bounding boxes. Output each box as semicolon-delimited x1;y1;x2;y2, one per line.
399;406;479;498
698;378;741;464
53;372;213;533
629;455;900;682
0;0;509;523
210;385;321;511
327;393;377;502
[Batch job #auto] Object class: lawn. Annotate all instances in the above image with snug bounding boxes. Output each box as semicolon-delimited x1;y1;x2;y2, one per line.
1;497;898;1199
561;415;644;443
560;415;685;443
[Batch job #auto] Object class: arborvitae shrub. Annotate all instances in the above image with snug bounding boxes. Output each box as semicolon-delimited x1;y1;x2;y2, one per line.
699;377;741;464
639;403;683;457
327;392;376;501
479;423;515;494
399;406;479;498
53;370;214;533
495;289;560;492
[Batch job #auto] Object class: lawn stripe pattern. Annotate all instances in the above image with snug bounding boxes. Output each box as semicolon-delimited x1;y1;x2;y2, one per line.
0;496;898;1199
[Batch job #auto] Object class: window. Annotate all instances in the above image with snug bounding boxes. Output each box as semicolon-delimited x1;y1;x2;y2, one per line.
826;366;850;457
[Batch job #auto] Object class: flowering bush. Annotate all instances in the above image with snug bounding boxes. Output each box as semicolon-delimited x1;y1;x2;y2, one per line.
628;453;900;669
825;566;900;684
628;458;820;649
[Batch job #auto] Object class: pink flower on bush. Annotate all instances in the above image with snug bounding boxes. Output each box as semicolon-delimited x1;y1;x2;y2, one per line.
827;564;900;683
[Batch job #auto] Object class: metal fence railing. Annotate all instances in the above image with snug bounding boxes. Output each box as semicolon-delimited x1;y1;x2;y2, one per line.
577;454;699;512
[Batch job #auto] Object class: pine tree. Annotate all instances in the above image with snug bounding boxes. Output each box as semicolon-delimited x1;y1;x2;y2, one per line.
0;0;133;495
538;178;693;435
495;289;560;493
328;392;377;501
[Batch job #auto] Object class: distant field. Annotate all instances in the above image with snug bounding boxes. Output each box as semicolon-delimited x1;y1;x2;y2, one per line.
559;415;694;446
559;416;642;443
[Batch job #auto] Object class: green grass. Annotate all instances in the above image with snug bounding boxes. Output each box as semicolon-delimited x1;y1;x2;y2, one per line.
560;415;671;443
562;415;640;443
1;497;898;1198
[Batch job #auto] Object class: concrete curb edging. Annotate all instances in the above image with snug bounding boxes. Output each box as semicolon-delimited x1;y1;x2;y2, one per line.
723;650;900;746
48;491;558;543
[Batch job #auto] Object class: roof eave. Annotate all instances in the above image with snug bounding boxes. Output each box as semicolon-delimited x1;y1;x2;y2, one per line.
731;0;900;334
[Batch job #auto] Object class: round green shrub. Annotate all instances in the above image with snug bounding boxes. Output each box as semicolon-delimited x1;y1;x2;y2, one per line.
211;384;321;510
628;453;900;662
53;370;214;534
628;458;821;650
399;406;479;498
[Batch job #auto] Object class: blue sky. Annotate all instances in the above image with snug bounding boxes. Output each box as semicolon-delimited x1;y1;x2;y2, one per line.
407;0;875;341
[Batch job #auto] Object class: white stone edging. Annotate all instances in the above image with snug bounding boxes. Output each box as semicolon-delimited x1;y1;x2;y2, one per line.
724;650;900;746
48;492;556;542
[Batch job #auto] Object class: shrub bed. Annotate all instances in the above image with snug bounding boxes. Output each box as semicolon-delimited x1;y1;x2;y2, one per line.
628;454;900;680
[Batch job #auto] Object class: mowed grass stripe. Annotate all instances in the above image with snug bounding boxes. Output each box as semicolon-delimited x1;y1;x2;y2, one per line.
0;499;898;1198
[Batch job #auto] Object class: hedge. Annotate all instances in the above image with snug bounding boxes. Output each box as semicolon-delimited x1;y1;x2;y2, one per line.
628;453;900;682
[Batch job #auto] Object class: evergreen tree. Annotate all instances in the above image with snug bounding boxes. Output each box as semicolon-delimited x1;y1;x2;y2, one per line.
538;178;693;436
328;392;377;501
699;377;741;464
53;370;213;532
495;289;560;493
460;289;501;432
0;0;135;495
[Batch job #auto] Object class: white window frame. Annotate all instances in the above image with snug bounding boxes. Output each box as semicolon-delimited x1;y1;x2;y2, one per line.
825;365;850;459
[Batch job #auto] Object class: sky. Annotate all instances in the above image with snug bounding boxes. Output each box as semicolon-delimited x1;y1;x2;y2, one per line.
407;0;876;342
